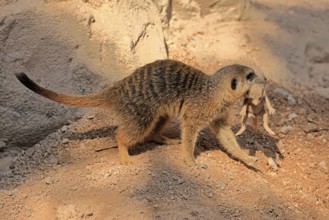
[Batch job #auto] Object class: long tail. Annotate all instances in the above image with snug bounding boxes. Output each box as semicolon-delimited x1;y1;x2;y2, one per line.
15;72;107;107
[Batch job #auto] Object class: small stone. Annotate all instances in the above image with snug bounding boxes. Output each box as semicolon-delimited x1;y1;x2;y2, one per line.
0;140;6;149
216;181;226;190
280;125;293;134
274;88;290;97
86;210;93;217
197;164;208;169
80;143;86;149
269;172;277;177
44;176;54;185
177;179;185;185
273;88;296;105
307;133;314;140
315;87;329;99
288;113;297;121
190;210;199;217
87;115;95;120
62;138;69;144
303;123;318;133
319;160;328;172
308;162;316;169
60;125;68;132
287;95;296;106
7;189;19;196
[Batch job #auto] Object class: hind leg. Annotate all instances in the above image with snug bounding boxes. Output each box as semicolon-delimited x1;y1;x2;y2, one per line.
116;129;135;165
151;115;181;145
116;117;165;165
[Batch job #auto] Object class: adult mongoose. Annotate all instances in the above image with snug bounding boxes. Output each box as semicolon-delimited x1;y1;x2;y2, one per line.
16;59;263;166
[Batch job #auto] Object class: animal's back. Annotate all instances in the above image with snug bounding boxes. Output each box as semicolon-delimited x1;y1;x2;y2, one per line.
108;60;209;116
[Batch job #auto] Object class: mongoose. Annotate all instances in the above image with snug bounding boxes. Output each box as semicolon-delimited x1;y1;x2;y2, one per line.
235;78;275;136
15;59;263;166
235;78;278;169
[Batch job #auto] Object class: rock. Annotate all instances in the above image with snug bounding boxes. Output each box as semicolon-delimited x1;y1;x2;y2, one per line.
274;88;296;105
0;156;13;176
197;164;208;169
1;0;167;150
216;181;226;190
0;140;6;149
303;123;319;133
319;160;328;172
87;115;95;120
307;133;314;140
86;210;93;217
288;113;297;121
287;95;296;106
305;43;329;64
62;139;69;144
274;88;290;97
44;176;54;185
315;87;329;99
7;189;19;196
60;125;68;132
280;125;293;134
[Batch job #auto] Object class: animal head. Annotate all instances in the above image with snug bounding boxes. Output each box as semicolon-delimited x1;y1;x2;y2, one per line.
245;73;267;105
215;64;263;100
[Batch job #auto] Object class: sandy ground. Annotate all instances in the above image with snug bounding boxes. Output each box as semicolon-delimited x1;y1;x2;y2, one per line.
1;0;328;219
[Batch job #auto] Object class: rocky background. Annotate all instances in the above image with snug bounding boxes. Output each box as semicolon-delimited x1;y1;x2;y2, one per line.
0;0;328;219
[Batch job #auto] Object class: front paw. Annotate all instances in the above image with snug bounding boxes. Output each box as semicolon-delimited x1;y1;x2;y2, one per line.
245;156;259;166
268;108;276;115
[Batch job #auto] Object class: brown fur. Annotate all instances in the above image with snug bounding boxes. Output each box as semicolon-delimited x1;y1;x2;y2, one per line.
16;59;263;166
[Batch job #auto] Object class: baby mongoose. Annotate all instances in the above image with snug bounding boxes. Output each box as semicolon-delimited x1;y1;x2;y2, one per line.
15;59;263;166
235;78;275;136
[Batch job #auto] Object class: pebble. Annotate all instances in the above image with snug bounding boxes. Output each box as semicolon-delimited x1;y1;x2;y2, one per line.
87;115;95;120
287;95;296;106
274;88;296;105
0;140;6;149
288;113;297;121
7;189;19;196
319;160;328;172
280;125;293;134
86;210;93;217
269;172;277;177
62;138;69;144
60;125;68;132
197;164;208;169
44;176;54;185
216;181;226;190
315;87;329;99
303;123;318;133
307;133;314;140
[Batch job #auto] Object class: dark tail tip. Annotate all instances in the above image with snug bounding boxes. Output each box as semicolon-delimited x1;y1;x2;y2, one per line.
15;72;41;92
15;72;29;84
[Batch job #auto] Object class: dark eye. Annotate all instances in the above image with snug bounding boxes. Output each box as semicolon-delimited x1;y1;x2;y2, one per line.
231;78;238;90
246;72;255;81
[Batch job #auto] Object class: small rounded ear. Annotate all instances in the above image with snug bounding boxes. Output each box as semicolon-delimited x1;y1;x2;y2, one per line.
231;78;238;90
